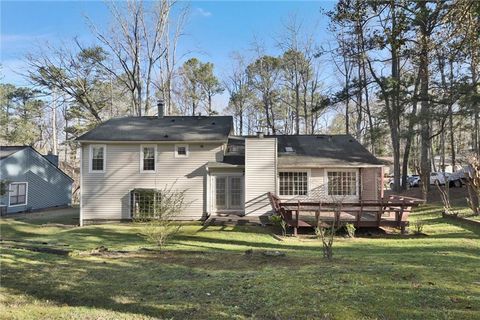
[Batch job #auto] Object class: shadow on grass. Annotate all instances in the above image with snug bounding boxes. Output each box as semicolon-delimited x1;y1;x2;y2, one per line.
1;205;479;319
2;243;479;320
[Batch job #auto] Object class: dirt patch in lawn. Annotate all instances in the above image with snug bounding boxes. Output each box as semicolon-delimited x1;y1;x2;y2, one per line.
74;246;322;270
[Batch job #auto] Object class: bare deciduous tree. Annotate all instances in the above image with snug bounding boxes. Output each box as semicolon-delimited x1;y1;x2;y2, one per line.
87;0;175;116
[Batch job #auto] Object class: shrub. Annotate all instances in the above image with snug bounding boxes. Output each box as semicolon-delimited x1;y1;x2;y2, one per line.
0;180;9;197
345;223;356;238
269;215;287;236
412;221;425;235
315;222;335;260
133;183;187;250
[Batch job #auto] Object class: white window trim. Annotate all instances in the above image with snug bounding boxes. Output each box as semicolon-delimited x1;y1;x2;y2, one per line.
89;144;107;173
278;169;311;197
140;144;157;173
325;168;359;197
174;144;189;158
8;182;28;207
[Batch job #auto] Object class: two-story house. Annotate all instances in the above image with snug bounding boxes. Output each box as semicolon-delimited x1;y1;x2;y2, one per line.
77;107;383;225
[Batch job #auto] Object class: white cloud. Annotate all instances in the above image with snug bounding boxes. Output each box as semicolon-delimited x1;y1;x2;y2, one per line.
193;7;212;17
1;33;49;44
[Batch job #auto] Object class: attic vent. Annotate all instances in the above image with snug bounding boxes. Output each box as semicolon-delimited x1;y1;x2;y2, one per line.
316;136;325;139
171;119;175;122
349;139;354;142
211;122;216;125
164;134;169;138
285;146;294;153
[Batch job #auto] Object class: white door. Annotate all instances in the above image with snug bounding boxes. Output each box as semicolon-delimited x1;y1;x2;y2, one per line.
215;175;244;211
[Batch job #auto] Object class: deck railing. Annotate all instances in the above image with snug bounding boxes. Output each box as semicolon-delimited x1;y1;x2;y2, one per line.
268;192;424;236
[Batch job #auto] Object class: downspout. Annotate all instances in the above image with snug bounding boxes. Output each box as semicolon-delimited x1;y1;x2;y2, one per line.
79;142;83;227
205;165;211;220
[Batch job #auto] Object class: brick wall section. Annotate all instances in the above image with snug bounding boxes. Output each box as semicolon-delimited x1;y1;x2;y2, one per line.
361;167;382;201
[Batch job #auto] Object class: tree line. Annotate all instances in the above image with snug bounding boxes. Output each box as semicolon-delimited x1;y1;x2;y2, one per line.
0;0;479;199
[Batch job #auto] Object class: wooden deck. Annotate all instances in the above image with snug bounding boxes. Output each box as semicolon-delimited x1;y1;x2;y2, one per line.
268;193;424;236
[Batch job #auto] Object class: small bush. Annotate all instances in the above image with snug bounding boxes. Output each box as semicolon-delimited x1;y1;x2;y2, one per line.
345;223;356;238
412;221;425;235
269;215;287;236
315;222;336;260
133;183;187;250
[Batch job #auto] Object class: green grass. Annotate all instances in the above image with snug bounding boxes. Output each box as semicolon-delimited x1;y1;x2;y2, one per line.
1;206;479;320
455;208;480;222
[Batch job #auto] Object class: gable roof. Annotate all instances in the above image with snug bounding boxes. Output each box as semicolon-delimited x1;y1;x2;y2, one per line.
223;135;382;167
274;135;382;167
0;146;29;160
0;146;74;181
76;116;233;142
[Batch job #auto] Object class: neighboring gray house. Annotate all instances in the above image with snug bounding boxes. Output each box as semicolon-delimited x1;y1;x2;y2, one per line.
77;110;384;225
0;146;73;214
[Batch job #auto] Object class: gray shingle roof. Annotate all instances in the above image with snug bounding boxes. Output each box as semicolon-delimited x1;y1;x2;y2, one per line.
0;146;28;160
76;116;233;142
223;135;382;167
0;146;73;181
274;135;382;167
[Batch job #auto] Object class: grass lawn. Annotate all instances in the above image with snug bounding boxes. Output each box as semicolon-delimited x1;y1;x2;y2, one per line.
1;206;479;320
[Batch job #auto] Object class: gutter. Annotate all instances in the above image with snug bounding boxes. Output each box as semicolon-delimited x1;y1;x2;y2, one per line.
75;140;228;144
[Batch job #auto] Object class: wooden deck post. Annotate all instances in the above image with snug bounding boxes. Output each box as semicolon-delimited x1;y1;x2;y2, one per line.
399;199;406;234
357;200;363;227
294;200;300;236
377;197;383;227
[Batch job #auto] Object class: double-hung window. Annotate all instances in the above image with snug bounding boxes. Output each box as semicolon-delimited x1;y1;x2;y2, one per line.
9;182;27;206
141;145;156;172
327;170;358;196
90;145;106;173
279;171;308;196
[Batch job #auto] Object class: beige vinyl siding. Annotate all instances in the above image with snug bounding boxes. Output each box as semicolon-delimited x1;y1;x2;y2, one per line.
81;142;223;221
244;138;277;216
278;167;383;202
360;167;381;201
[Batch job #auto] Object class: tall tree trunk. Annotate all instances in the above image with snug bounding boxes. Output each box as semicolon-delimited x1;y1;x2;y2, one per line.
344;55;350;135
419;12;431;200
472;59;479;154
401;72;420;191
52;89;58;155
295;83;300;134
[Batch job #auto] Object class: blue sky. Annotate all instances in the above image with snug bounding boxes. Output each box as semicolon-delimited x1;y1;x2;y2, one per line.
1;1;337;109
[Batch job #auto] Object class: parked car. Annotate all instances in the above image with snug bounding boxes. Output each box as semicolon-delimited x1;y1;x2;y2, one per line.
408;175;421;187
388;175;419;189
444;171;465;188
430;172;447;186
430;171;464;187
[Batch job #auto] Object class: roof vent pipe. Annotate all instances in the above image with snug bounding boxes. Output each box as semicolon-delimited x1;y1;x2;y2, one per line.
157;99;165;118
257;131;264;139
